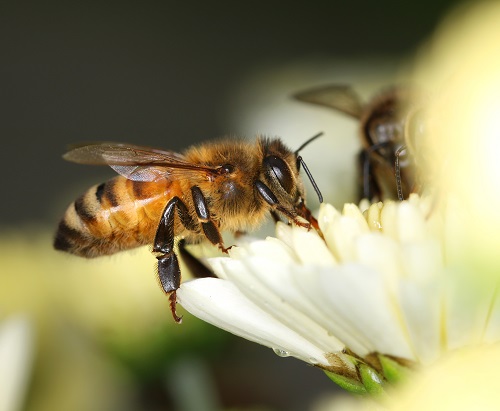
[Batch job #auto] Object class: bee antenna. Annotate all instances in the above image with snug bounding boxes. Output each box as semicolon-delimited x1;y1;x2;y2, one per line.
297;156;323;203
294;131;324;155
294;132;323;203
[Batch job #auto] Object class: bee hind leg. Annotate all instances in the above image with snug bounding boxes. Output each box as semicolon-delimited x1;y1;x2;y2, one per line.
156;254;182;323
154;197;197;324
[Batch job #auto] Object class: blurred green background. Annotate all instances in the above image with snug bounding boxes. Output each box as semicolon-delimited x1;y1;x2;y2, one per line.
0;1;463;410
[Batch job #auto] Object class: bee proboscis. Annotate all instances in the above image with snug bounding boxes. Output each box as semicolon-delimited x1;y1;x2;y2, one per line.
54;135;322;322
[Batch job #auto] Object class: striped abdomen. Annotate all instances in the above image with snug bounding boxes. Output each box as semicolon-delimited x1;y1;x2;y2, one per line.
54;176;174;258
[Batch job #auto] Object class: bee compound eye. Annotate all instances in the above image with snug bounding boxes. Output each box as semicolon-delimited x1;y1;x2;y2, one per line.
264;155;294;193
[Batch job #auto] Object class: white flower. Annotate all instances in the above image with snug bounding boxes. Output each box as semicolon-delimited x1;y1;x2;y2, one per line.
177;194;500;382
0;316;33;411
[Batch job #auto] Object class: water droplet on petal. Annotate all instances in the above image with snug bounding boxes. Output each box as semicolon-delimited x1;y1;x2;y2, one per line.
272;348;291;357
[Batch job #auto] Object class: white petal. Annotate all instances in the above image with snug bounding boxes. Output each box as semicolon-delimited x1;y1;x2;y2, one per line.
399;240;443;283
394;241;446;362
236;236;297;265
397;201;427;243
290;225;337;266
397;279;443;363
177;278;331;365
342;203;370;231
322;214;369;263
380;201;398;239
238;256;344;353
318;202;340;230
354;233;402;284
294;264;414;359
0;316;33;411
206;256;232;280
364;202;383;231
212;256;344;354
274;221;294;247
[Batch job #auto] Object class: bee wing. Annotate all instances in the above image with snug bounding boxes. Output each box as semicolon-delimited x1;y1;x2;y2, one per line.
293;85;364;118
62;142;219;182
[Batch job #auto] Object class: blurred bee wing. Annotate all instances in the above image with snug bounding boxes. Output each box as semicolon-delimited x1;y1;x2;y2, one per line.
62;142;219;182
293;85;364;118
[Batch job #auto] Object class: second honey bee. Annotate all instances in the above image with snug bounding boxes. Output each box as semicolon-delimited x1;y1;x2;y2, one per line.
54;136;322;322
294;85;423;201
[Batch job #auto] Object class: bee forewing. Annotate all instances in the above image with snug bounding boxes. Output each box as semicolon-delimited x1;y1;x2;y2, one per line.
62;142;221;181
62;142;188;165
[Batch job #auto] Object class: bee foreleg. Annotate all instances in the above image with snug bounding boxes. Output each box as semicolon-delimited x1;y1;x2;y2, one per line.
153;197;189;323
255;180;310;229
190;186;229;253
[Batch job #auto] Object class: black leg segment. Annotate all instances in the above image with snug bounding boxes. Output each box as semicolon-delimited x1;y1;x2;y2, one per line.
153;196;196;323
157;254;182;323
255;180;279;206
191;186;210;220
358;149;380;201
190;185;226;252
255;180;310;229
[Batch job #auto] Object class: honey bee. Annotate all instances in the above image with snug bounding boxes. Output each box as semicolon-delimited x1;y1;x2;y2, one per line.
294;85;422;201
54;135;322;323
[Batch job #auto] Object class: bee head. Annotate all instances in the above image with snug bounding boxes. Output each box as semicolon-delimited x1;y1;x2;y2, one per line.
259;134;323;207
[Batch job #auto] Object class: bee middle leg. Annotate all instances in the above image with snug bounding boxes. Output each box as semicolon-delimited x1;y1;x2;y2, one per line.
190;186;230;253
358;148;381;202
154;197;197;323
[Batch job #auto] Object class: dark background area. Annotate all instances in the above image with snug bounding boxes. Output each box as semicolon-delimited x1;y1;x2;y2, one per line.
0;0;459;227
